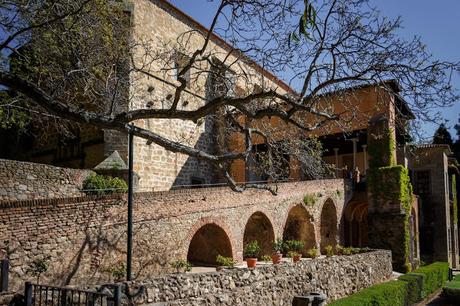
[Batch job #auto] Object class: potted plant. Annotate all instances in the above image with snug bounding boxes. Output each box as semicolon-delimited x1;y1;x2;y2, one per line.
272;239;284;264
244;241;261;268
288;251;301;263
286;240;304;262
215;255;236;271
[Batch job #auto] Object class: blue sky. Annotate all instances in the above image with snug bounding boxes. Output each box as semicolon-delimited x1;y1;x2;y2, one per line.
169;0;460;140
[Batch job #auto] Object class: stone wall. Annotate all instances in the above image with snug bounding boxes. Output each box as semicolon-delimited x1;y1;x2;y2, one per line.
0;159;94;201
126;250;392;305
0;179;346;291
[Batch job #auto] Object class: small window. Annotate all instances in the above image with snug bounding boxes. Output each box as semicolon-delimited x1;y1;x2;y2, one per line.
191;177;205;188
174;52;191;88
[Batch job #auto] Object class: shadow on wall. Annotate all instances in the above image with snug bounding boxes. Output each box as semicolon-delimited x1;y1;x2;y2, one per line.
187;223;233;266
243;212;275;258
320;199;338;253
283;204;316;256
170;114;221;190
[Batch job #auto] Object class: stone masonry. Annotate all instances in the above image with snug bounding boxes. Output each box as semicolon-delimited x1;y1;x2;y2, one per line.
0;158;94;201
0;179;345;292
125;250;392;305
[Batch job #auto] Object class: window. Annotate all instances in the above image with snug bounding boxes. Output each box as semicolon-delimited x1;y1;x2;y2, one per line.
174;52;191;87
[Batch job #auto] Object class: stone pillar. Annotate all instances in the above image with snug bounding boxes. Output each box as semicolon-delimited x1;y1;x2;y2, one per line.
334;148;339;178
351;138;358;171
362;145;368;172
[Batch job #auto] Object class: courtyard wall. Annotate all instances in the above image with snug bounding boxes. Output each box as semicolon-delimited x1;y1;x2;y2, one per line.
0;179;346;292
123;250;392;305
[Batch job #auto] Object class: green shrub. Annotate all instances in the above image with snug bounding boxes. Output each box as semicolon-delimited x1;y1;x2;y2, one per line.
272;239;285;253
406;262;449;297
396;262;449;304
325;245;334;257
287;251;300;258
398;273;424;304
261;255;272;262
170;259;192;273
306;247;319;259
83;174;128;195
244;241;261;258
285;240;304;252
216;255;235;267
329;280;409;306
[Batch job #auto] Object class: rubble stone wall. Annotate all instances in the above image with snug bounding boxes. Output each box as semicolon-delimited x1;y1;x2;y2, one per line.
127;250;393;305
0;159;94;201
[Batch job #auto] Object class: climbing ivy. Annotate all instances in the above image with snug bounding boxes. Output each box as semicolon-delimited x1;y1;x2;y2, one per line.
367;165;413;272
367;128;396;168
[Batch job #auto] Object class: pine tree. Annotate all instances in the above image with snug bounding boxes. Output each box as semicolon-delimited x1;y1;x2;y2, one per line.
433;123;453;146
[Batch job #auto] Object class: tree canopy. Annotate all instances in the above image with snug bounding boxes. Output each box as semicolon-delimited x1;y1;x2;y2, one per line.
433;123;453;146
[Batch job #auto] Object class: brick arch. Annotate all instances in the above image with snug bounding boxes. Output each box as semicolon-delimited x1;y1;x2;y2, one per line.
283;203;316;256
183;217;237;264
243;211;276;258
320;198;339;253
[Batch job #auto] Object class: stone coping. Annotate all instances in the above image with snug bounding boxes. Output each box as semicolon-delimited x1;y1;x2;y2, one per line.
0;179;345;209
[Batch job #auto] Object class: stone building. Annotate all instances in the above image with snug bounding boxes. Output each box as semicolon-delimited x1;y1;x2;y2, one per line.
1;0;292;192
0;0;458;277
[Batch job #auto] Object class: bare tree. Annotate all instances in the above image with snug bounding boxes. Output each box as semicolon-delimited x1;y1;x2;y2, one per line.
0;0;458;192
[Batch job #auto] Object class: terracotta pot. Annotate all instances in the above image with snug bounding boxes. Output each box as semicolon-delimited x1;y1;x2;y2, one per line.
292;254;301;263
272;253;282;264
246;258;257;268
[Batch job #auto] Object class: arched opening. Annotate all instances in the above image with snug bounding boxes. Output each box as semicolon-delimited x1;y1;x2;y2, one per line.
187;223;233;266
243;212;275;258
320;199;338;253
344;201;368;247
283;205;316;256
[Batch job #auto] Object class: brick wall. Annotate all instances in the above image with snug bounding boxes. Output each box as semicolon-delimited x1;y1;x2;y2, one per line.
0;159;94;201
0;179;346;291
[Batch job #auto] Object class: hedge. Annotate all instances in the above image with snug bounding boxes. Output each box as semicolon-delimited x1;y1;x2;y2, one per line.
329;262;449;306
328;280;408;306
443;274;460;303
403;262;449;299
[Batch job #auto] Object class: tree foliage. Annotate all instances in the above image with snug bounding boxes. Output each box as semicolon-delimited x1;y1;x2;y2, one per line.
432;123;453;146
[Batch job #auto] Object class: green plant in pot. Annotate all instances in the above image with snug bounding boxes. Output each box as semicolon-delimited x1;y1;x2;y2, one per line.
215;255;235;271
272;239;285;264
288;251;301;263
286;240;304;263
244;241;261;268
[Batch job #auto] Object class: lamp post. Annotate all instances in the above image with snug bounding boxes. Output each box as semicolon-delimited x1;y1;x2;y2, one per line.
127;130;134;281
